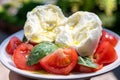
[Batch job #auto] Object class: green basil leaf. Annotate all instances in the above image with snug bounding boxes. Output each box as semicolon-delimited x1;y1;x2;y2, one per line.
78;56;97;68
27;41;58;65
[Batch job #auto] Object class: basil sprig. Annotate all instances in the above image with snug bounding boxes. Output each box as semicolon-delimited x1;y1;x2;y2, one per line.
78;56;98;68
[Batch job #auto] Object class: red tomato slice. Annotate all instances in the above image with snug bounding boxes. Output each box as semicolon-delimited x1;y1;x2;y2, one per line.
40;47;78;75
28;41;38;46
74;63;103;73
94;41;118;65
13;43;41;71
6;36;22;55
100;30;118;46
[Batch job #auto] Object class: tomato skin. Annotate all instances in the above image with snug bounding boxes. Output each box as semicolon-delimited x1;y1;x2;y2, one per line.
100;30;118;46
94;41;118;65
74;63;103;73
40;47;78;75
13;43;41;71
6;36;22;55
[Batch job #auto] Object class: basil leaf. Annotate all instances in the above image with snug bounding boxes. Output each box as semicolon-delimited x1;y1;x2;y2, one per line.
78;56;97;68
27;41;58;65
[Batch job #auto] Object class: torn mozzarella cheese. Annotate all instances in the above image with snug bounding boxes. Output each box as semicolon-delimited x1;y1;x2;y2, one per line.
55;11;102;56
24;4;66;43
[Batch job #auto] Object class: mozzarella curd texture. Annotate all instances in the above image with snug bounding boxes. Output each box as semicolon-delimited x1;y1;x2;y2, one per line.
24;4;102;56
24;4;66;43
55;12;102;56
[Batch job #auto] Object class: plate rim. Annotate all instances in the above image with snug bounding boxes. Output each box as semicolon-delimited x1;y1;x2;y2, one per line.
0;29;120;79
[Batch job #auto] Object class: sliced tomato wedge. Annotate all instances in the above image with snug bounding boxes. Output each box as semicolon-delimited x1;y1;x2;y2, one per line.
40;47;78;75
13;43;41;71
100;30;118;46
94;41;118;65
6;36;22;55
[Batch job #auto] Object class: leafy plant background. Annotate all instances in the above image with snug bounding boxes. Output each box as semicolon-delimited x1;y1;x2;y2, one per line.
0;0;120;34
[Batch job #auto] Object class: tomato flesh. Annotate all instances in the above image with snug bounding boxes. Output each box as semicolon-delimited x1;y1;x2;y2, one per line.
6;36;22;55
94;41;118;65
100;30;118;46
40;47;78;75
13;43;41;71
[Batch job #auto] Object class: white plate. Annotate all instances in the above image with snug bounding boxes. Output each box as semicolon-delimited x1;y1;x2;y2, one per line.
0;29;120;80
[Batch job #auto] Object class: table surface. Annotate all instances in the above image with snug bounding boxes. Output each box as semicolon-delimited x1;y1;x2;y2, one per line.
0;31;120;80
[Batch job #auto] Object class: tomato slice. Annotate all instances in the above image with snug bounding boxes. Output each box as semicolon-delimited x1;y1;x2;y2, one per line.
94;41;118;65
13;43;41;71
40;47;78;75
100;30;118;46
74;63;103;73
6;36;22;55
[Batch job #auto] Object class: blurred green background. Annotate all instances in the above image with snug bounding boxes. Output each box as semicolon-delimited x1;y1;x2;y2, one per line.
0;0;120;34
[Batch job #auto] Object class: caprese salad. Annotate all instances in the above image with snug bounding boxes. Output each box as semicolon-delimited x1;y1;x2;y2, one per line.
5;4;118;75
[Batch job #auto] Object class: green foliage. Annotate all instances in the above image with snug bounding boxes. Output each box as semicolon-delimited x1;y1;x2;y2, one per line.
56;0;120;34
0;0;120;34
0;1;43;27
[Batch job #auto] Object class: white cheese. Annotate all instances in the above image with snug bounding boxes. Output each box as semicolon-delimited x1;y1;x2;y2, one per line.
55;11;102;56
24;4;66;43
24;4;102;56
